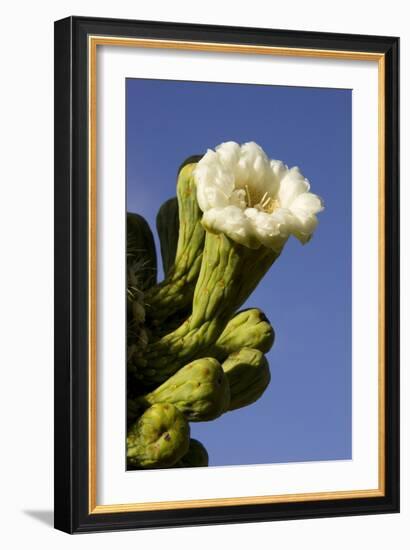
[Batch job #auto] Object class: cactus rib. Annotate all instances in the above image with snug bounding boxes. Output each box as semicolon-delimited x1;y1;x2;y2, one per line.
144;161;204;325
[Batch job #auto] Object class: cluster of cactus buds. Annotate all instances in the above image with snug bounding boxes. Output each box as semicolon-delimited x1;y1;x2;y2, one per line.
127;157;277;469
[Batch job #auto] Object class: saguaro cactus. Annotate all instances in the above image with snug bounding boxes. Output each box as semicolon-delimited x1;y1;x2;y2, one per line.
126;141;324;469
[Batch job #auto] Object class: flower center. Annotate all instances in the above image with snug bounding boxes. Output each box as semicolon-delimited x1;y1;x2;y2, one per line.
244;186;280;214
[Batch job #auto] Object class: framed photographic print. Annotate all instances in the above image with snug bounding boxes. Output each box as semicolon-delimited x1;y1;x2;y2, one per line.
54;16;399;533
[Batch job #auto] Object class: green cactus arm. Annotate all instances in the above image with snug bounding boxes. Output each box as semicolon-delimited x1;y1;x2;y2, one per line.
175;439;209;468
144;159;205;325
127;212;157;291
208;308;275;362
127;403;190;469
156;197;179;277
140;358;230;422
135;232;278;384
222;348;271;411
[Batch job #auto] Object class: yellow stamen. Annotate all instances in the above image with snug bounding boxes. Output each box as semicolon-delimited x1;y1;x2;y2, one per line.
266;198;280;213
260;191;269;206
261;195;272;209
244;186;280;214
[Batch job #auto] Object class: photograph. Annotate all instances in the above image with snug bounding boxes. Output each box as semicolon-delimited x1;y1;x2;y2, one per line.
0;0;405;546
53;15;399;533
125;78;351;470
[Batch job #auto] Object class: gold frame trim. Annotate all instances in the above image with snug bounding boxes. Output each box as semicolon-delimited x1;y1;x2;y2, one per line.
88;36;386;514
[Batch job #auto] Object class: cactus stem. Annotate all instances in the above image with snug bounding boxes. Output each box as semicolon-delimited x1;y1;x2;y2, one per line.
136;232;278;384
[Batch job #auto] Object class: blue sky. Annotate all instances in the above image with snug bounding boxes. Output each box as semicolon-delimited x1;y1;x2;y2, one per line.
126;78;352;467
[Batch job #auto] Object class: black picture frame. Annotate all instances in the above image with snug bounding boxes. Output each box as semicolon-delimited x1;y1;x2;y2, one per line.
54;15;400;534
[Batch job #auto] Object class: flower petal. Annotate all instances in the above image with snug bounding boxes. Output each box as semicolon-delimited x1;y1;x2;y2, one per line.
215;141;241;168
202;206;261;248
290;192;324;216
290;215;319;244
197;183;230;210
277;167;310;208
245;208;290;251
195;162;235;210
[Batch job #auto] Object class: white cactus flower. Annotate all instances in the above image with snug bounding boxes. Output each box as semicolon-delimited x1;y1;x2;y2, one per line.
194;141;324;251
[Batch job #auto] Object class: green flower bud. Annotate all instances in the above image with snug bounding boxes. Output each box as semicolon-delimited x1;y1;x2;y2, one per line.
210;308;274;361
141;358;230;422
127;403;190;469
222;348;271;411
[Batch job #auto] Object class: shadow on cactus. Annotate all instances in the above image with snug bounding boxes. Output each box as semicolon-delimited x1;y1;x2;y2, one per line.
127;141;324;469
